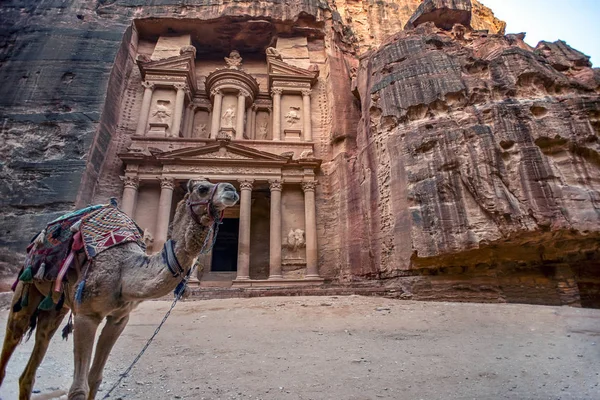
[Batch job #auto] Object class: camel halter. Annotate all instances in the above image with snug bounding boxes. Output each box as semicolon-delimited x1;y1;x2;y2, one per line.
186;182;225;224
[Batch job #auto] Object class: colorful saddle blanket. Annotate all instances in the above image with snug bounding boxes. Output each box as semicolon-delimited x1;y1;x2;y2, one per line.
21;203;145;282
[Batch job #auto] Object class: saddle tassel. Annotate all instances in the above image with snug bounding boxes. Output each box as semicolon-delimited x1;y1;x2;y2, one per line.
19;266;33;283
34;263;46;280
38;291;55;311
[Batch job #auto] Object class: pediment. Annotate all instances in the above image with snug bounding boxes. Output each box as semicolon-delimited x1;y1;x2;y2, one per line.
139;53;194;73
267;58;319;85
156;141;291;164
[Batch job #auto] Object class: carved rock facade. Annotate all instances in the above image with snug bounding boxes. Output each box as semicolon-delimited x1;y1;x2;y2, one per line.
0;0;598;306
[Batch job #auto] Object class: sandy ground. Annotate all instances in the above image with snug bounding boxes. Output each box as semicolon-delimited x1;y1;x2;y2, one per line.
0;296;599;400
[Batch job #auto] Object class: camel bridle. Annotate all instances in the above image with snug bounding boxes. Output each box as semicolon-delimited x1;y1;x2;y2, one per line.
186;182;225;225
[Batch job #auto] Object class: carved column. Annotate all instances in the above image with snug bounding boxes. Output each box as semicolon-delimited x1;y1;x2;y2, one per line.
235;180;253;281
171;83;186;137
302;89;313;141
183;104;196;138
210;90;223;138
135;82;154;136
236;90;247;140
268;180;283;280
121;176;139;217
155;177;175;252
271;88;282;141
250;105;258;139
302;181;319;278
245;106;252;140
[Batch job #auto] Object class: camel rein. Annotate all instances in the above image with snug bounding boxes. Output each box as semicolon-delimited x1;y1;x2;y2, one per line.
101;198;223;399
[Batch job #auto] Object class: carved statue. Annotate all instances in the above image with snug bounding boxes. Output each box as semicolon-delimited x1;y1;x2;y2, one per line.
225;50;243;69
266;47;282;60
285;106;301;127
300;149;314;159
151;100;171;124
286;228;306;252
257;120;268;139
222;106;236;128
194;123;207;138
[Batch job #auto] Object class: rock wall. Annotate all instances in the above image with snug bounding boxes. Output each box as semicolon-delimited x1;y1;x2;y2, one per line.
330;20;600;305
1;0;598;306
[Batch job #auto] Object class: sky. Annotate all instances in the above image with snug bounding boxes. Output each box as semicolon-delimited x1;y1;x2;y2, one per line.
478;0;600;66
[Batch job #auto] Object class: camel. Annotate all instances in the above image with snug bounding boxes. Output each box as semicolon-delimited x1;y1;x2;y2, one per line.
0;179;239;400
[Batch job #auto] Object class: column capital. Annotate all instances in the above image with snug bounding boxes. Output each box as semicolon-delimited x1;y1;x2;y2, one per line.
206;104;213;113
187;103;197;111
301;89;312;97
211;89;222;97
122;176;139;189
269;179;282;191
174;83;187;91
142;81;155;90
301;180;317;192
271;88;283;96
238;179;254;191
239;89;250;98
251;104;259;112
160;177;176;190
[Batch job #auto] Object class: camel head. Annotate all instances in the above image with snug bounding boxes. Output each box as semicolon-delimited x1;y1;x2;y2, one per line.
186;179;239;224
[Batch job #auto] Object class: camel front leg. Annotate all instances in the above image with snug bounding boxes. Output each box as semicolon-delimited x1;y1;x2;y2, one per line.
68;314;101;400
87;315;129;400
18;306;68;400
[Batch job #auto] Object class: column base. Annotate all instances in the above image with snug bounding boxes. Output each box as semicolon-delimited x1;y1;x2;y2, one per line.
268;275;284;280
305;275;323;280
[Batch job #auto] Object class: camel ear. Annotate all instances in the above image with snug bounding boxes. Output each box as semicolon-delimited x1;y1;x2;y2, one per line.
187;178;210;192
187;179;198;193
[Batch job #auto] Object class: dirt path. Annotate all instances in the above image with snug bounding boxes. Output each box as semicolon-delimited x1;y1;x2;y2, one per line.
1;296;599;400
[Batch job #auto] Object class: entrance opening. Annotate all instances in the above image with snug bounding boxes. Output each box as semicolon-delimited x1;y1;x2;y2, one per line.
210;218;239;272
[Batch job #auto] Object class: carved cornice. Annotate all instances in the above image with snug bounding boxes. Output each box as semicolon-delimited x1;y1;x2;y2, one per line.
301;181;317;192
205;68;259;104
160;177;176;190
239;179;254;191
122;176;139;189
269;180;282;191
138;51;197;95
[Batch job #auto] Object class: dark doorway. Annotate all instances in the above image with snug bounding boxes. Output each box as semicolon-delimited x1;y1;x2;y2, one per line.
210;218;239;272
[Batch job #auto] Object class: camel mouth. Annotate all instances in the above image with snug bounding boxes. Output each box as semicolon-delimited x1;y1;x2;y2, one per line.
221;192;240;207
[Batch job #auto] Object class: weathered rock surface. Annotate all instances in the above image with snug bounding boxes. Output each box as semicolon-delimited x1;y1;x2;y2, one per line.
405;0;473;30
329;21;600;305
1;0;598;306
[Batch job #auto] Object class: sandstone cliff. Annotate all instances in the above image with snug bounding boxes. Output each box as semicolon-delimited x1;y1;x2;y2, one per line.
1;0;598;306
325;16;600;305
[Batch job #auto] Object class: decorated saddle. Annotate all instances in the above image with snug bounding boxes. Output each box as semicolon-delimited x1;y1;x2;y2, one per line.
13;200;146;312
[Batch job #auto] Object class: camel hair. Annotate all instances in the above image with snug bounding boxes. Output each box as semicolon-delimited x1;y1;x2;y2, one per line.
0;179;240;400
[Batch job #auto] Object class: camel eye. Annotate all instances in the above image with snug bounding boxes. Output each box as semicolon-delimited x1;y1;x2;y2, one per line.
197;185;209;195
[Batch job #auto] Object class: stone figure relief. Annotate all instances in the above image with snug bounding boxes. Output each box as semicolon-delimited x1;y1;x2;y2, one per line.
257;119;269;139
222;106;236;128
285;229;306;252
194;123;207;138
285;106;300;127
151;100;171;124
225;50;243;69
266;47;282;60
300;149;314;159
